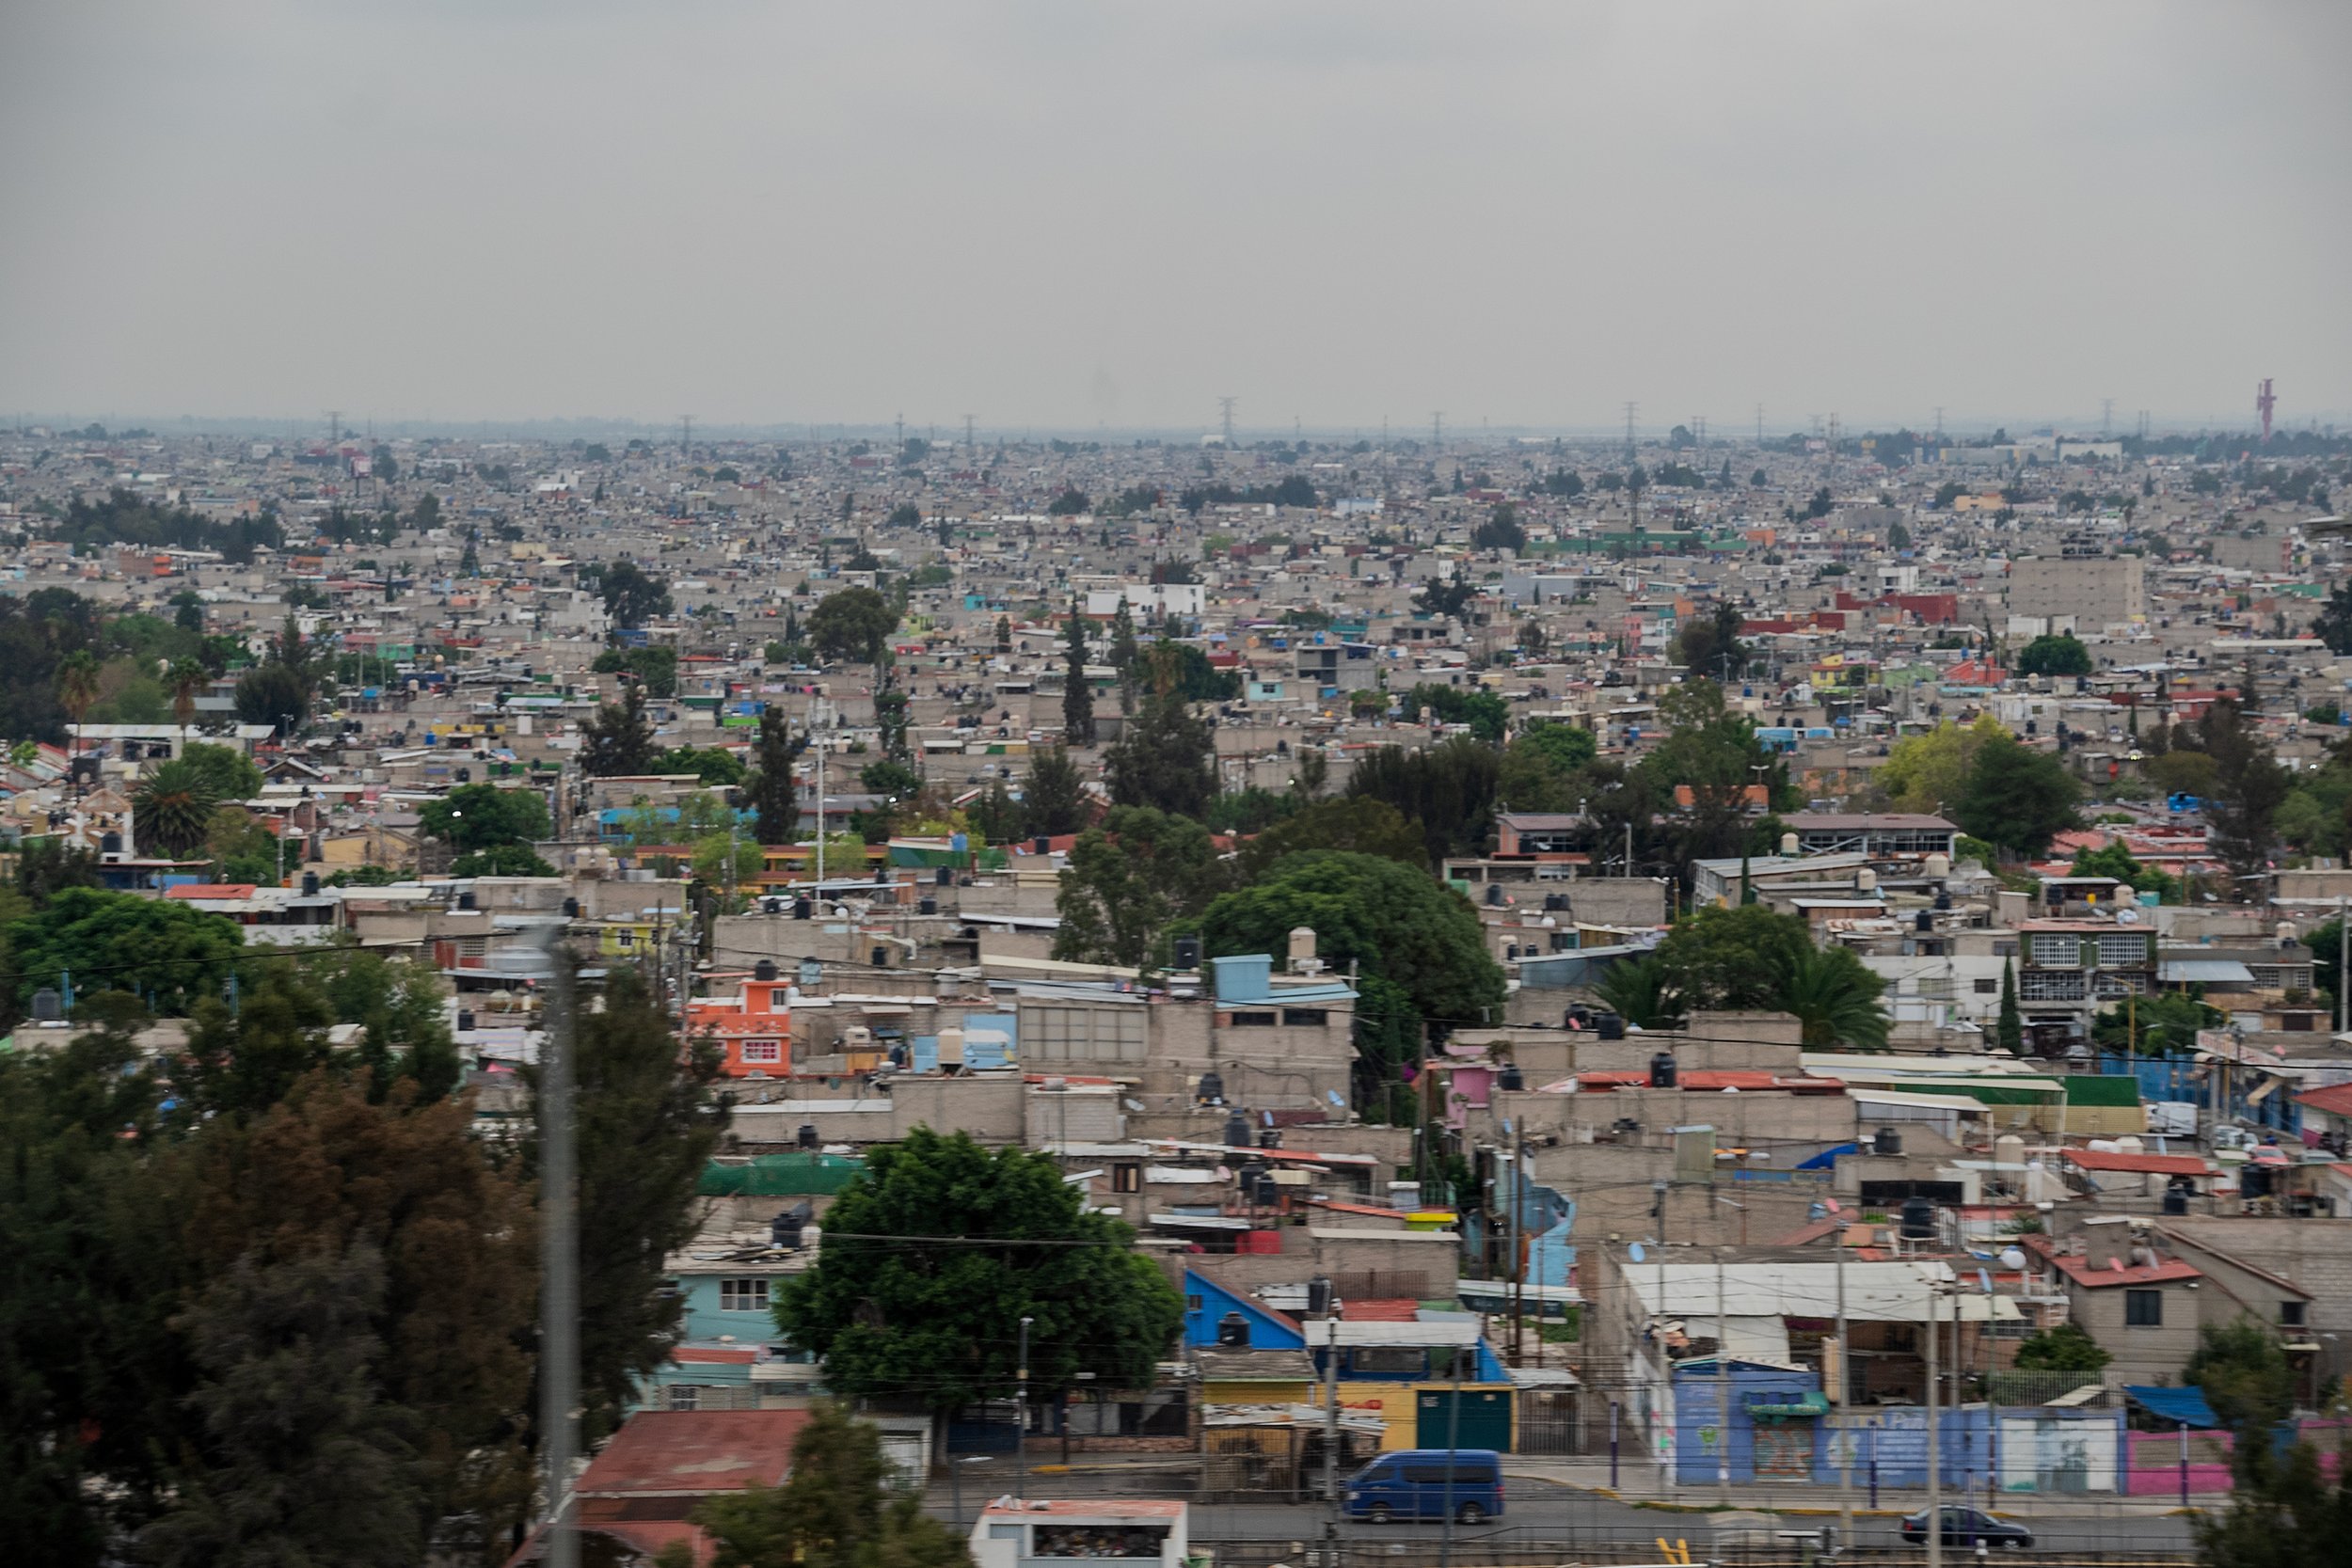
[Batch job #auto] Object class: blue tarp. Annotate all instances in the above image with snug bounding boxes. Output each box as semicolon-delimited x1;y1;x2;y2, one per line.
2125;1386;2217;1426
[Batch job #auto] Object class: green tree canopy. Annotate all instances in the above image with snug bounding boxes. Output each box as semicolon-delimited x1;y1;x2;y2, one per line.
1052;807;1224;968
580;681;659;777
1953;731;2080;858
594;644;679;697
177;741;263;800
684;1403;971;1568
2011;1321;2111;1372
1021;747;1087;837
2014;633;2094;677
598;560;673;630
419;783;551;852
807;587;899;665
1402;682;1509;742
1103;682;1215;819
132;758;224;860
775;1128;1183;1417
6;887;245;1016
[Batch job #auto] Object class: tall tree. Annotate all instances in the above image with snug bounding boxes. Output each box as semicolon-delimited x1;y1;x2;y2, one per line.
1052;807;1224;968
1061;600;1095;744
598;561;673;632
747;709;804;845
55;649;102;760
1021;746;1086;837
167;657;208;727
1953;732;2080;858
1997;958;2024;1053
805;587;898;666
775;1129;1183;1422
132;759;224;859
556;964;724;1445
1108;598;1141;714
682;1404;973;1568
1103;645;1215;818
580;681;659;777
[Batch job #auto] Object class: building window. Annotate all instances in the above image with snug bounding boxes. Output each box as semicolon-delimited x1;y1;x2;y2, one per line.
1185;1294;1204;1313
1112;1164;1141;1194
739;1038;782;1064
1281;1008;1328;1027
2281;1301;2307;1327
1350;1346;1427;1376
1228;1011;1278;1028
1974;978;1998;995
720;1278;770;1313
2124;1290;2163;1327
669;1384;700;1410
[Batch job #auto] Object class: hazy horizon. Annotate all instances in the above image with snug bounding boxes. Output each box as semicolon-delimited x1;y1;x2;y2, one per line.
6;2;2346;436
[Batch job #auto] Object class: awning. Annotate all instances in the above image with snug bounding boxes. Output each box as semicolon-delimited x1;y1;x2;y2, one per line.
2124;1386;2216;1426
2159;959;2257;985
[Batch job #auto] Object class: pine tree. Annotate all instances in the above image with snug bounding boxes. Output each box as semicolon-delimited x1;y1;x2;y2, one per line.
1022;747;1086;838
1061;601;1094;744
1108;598;1140;715
580;682;658;777
747;709;804;845
1997;958;2024;1053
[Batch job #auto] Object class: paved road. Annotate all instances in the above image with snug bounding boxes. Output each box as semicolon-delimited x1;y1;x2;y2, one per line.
1178;1497;2199;1557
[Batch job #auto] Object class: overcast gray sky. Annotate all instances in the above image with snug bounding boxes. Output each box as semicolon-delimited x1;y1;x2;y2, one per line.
3;1;2346;436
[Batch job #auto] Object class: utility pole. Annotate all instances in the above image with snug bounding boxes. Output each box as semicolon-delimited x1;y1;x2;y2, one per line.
1926;1272;1943;1568
1321;1289;1342;1547
534;931;579;1568
1017;1315;1033;1445
2338;895;2346;1035
814;741;826;894
1933;406;1945;442
1755;404;1764;446
1715;1248;1733;1506
1836;1219;1852;1554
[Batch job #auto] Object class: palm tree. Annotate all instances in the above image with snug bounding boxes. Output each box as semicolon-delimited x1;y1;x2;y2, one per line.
1593;953;1686;1031
55;650;102;768
132;758;223;860
1771;944;1892;1052
167;657;207;729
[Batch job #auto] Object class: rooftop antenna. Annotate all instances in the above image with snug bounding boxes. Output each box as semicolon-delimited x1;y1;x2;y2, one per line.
1218;395;1237;448
1431;411;1443;451
2258;378;2276;443
1622;400;1638;463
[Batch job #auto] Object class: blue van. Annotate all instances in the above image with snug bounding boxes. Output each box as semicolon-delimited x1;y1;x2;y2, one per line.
1343;1449;1504;1524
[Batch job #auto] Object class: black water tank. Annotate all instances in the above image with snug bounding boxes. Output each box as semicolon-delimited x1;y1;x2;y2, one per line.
1223;1110;1251;1148
1259;1128;1282;1148
101;830;122;855
1308;1275;1334;1317
458;890;477;911
564;896;581;917
1197;1069;1225;1104
792;897;813;920
2162;1183;2190;1215
1915;910;1933;933
797;1123;820;1149
874;866;889;883
754;958;778;983
1173;935;1202;970
302;871;320;896
1216;1311;1251;1348
1545;893;1568;911
2241;1164;2271;1199
1034;835;1052;856
1899;1195;1937;1241
1647;1052;1677;1088
1499;1065;1525;1092
1486;884;1505;906
936;865;953;887
1596;1011;1626;1040
1933;891;1952;911
1876;1127;1903;1156
869;945;889;968
919;896;938;915
456;1008;476;1033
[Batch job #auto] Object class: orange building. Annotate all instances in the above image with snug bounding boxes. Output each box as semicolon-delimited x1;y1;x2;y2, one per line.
686;966;791;1077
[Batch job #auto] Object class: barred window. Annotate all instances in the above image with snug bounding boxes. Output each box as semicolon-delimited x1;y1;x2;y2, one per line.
720;1278;770;1313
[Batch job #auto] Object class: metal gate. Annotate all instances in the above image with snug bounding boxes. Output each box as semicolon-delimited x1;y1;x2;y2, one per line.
1416;1387;1512;1451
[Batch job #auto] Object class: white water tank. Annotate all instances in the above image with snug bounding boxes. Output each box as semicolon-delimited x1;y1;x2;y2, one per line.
937;1026;965;1066
1288;926;1318;968
1781;832;1800;856
1925;852;1951;879
1857;867;1878;893
1995;1133;2026;1168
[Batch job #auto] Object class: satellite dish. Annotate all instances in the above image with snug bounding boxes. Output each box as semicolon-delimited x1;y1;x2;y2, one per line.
2117;907;2140;925
1629;1242;1647;1263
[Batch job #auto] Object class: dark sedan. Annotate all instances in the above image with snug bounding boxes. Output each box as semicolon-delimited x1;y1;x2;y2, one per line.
1900;1507;2034;1550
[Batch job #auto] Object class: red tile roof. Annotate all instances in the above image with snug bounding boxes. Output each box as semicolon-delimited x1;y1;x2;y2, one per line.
1342;1298;1422;1322
575;1409;807;1497
166;883;260;899
2295;1083;2352;1118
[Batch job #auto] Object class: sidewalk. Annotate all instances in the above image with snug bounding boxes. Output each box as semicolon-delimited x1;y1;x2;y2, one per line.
1500;1459;2199;1517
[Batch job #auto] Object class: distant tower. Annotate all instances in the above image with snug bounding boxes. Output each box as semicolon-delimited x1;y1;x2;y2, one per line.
1622;401;1638;463
963;414;976;456
1217;396;1237;447
2258;378;2276;443
680;414;693;456
2101;398;2115;437
1431;411;1443;451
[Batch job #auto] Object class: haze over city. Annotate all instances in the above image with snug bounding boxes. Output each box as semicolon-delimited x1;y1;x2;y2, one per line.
4;1;2349;434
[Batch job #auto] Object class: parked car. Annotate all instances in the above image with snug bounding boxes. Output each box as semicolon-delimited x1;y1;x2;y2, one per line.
1900;1507;2032;1549
1343;1449;1504;1524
